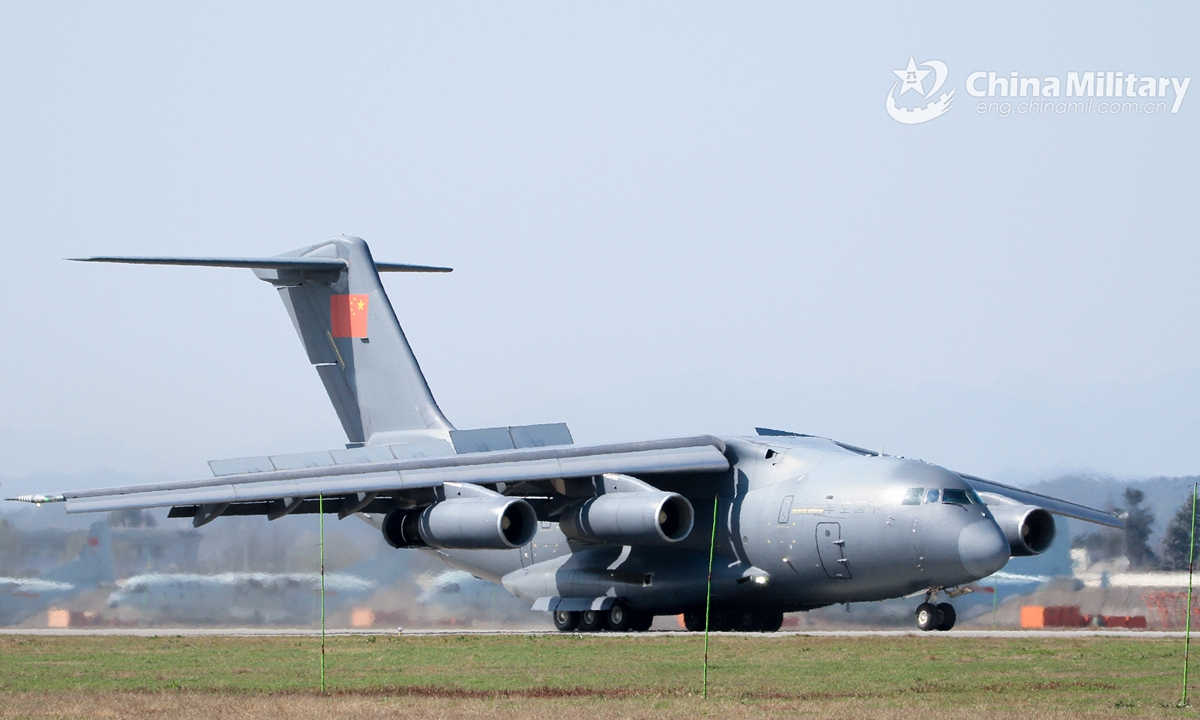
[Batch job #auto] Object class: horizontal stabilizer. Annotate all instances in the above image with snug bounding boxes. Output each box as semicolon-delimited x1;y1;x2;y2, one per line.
375;262;453;273
71;256;452;273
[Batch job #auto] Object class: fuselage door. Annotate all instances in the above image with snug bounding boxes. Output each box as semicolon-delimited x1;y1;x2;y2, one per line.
815;522;851;580
777;495;794;523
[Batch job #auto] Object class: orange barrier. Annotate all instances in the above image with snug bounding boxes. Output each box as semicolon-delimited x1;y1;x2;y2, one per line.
1020;605;1090;628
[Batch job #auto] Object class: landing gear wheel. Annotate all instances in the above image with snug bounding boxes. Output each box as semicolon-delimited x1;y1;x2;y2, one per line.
578;610;605;632
759;610;785;633
734;608;759;632
709;608;733;632
606;602;636;632
683;609;706;632
631;611;654;632
915;602;939;632
935;603;956;631
553;610;579;632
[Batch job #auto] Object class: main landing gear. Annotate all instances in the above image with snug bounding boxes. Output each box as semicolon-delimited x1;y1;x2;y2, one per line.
554;602;786;633
554;601;654;633
682;607;784;633
914;589;956;632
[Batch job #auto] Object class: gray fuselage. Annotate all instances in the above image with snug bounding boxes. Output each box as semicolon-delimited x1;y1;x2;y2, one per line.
427;435;1010;615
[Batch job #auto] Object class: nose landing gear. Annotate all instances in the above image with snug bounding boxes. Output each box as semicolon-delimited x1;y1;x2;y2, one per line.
914;589;956;631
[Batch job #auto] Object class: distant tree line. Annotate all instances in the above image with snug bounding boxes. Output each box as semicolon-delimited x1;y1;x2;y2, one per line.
1072;487;1200;571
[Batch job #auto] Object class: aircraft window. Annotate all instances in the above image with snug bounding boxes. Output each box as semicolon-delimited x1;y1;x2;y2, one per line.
942;488;970;505
924;488;941;504
901;488;923;505
966;488;985;505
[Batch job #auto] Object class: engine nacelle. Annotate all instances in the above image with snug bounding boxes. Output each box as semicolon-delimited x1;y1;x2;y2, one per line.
382;497;537;550
990;504;1056;556
560;492;694;545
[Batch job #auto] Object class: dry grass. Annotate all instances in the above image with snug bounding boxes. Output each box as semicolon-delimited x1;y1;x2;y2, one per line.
0;691;1190;720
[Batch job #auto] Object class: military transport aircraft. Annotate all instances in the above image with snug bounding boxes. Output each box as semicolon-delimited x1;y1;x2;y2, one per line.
0;520;114;626
10;236;1123;632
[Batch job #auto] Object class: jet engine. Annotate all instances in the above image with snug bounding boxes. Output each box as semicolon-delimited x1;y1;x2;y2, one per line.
989;503;1056;556
382;497;537;550
559;491;694;545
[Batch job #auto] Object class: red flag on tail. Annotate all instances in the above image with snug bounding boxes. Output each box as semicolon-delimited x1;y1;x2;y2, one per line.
331;294;369;338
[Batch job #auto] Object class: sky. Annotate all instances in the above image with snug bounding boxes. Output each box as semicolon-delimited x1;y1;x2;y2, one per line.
1;2;1198;499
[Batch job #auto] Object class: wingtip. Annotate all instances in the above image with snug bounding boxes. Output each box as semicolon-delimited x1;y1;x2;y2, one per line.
8;494;65;504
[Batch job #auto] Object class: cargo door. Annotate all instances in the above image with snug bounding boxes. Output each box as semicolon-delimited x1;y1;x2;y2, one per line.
815;522;851;579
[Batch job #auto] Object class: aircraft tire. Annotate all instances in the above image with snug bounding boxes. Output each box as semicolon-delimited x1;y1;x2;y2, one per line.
553;610;580;632
606;602;636;632
759;610;785;633
734;608;759;632
915;602;939;632
710;608;733;632
683;608;706;632
578;609;606;632
631;611;654;632
935;603;956;631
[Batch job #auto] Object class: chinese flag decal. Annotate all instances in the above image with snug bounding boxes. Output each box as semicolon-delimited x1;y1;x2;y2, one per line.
331;294;369;338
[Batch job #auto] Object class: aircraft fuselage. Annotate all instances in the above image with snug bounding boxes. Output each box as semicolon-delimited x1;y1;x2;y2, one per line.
432;434;1011;615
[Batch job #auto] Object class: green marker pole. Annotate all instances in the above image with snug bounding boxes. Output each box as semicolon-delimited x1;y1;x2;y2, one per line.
319;494;326;695
992;576;999;631
703;495;718;700
1181;483;1197;707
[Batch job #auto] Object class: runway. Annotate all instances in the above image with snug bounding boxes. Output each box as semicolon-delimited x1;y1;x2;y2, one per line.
0;627;1185;638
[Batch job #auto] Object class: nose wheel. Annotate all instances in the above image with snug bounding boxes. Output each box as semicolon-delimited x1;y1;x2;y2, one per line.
915;601;956;631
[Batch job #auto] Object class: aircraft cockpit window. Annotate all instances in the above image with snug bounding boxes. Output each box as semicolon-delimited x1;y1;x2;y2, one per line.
966;488;986;505
901;488;923;505
924;488;941;504
942;488;970;505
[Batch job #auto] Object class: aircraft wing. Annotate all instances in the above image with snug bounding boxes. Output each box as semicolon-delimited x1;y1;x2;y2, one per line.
957;472;1124;529
10;436;730;520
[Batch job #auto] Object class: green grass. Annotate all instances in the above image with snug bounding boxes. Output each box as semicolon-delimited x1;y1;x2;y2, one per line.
0;633;1195;716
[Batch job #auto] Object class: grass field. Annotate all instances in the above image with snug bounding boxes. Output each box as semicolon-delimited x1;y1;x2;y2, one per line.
1;633;1196;718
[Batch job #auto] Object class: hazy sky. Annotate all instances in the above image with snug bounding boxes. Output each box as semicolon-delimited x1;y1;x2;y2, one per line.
1;3;1198;498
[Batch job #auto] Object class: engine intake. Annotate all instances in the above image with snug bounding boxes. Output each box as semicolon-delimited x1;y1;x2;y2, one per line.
990;504;1056;556
560;491;694;545
382;497;537;550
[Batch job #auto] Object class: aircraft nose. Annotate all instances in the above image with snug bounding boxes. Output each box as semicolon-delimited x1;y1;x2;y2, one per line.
958;519;1009;578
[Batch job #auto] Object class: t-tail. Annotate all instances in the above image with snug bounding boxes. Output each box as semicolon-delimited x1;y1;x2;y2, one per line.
71;236;455;447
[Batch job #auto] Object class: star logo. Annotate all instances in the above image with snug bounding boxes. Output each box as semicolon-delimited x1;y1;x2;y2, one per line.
893;57;932;96
886;57;955;125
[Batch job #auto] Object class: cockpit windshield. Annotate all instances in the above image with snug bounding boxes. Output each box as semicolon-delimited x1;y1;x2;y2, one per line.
900;487;983;505
942;488;970;505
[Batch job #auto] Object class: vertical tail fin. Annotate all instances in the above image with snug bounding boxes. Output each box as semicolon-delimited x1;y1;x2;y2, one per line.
254;236;454;445
72;236;455;447
42;520;115;587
